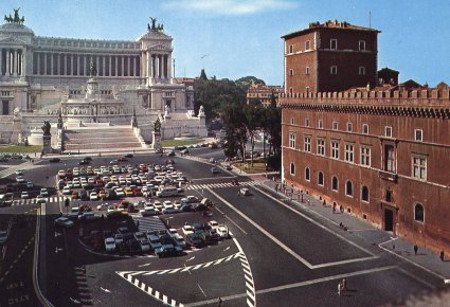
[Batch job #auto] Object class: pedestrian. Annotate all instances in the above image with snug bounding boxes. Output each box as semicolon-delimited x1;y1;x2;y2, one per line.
341;278;347;292
333;203;336;213
440;250;445;261
300;193;304;203
217;297;223;307
322;199;326;206
340;205;344;213
337;281;343;295
307;199;310;206
414;244;418;255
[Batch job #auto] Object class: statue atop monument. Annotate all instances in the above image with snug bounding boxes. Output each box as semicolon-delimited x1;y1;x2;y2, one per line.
148;17;164;33
4;8;25;24
153;117;161;133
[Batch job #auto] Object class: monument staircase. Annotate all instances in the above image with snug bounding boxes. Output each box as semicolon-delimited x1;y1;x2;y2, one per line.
63;125;144;153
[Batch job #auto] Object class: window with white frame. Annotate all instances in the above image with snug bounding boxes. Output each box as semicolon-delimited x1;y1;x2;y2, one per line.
359;66;366;75
361;186;369;202
305;66;310;75
414;203;424;223
362;124;369;134
305;40;310;50
332;121;339;130
412;155;427;180
415;129;423;142
305;118;310;127
359;40;366;51
330;65;338;75
317;138;325;156
289;133;296;148
346;180;353;197
332;176;339;191
318;119;323;129
318;172;324;186
304;136;311;152
331;141;339;159
289;69;293;76
290;162;295;175
347;122;353;132
305;167;310;181
385;126;393;137
360;146;371;167
330;39;337;50
345;143;354;163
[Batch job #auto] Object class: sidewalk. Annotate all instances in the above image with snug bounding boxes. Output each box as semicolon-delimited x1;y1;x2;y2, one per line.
258;178;450;284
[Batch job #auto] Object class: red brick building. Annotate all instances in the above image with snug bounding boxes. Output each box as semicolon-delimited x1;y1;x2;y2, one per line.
282;20;379;94
280;21;450;253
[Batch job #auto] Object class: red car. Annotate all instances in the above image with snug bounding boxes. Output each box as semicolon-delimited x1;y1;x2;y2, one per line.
132;187;142;196
118;157;128;162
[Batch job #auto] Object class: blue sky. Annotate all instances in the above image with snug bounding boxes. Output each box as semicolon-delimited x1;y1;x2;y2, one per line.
4;0;450;86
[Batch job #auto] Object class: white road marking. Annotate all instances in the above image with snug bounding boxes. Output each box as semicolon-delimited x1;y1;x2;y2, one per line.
210;186;376;269
197;283;207;298
224;215;248;235
100;287;111;293
223;246;230;252
138;262;152;268
186;256;195;262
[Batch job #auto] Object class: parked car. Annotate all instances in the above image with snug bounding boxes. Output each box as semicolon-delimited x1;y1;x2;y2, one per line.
0;230;8;244
217;226;230;239
155;244;183;257
49;158;61;163
210;167;220;174
182;224;194;236
185;233;205;248
239;187;251;196
54;216;74;228
104;237;116;252
20;191;30;199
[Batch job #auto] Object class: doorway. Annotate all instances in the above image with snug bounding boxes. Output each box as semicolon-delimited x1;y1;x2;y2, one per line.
384;208;394;232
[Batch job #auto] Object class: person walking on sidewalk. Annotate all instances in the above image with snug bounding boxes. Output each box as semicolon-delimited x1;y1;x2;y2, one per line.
414;244;418;255
440;250;445;261
333;203;337;213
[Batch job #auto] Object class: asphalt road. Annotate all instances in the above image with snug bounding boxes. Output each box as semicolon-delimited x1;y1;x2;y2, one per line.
0;151;448;306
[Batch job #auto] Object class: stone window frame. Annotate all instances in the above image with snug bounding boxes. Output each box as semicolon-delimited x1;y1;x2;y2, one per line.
362;124;369;135
330;65;338;75
359;40;366;51
345;180;353;197
331;140;340;160
385;126;393;138
331;176;339;192
289;69;294;77
305;40;311;51
289;162;296;176
344;143;355;163
360;145;371;167
332;121;339;130
414;203;425;223
318;119;323;129
358;66;366;75
305;118;310;127
290;118;294;125
411;154;427;181
318;171;324;186
414;129;423;142
288;132;296;149
305;66;310;75
317;138;325;156
330;38;338;50
288;44;293;54
304;167;311;182
304;136;312;152
346;122;353;132
361;185;369;203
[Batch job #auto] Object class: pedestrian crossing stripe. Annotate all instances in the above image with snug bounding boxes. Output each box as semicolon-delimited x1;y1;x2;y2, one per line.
185;181;258;191
11;196;64;206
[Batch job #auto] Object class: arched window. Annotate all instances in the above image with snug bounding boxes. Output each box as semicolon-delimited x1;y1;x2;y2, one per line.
332;176;338;191
290;162;295;175
318;171;324;186
414;203;424;222
346;180;353;197
361;186;369;202
305;167;310;181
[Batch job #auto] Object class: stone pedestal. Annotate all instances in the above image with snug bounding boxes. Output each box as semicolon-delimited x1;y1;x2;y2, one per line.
42;134;52;154
151;131;161;150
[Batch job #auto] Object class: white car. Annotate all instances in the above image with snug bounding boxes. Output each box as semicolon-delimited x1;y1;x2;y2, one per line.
16;176;26;183
168;228;178;237
239;187;251;196
115;188;125;197
208;220;219;230
26;181;34;189
89;192;99;201
104;237;116;252
36;195;46;203
15;169;23;176
182;224;194;236
21;191;30;199
62;187;72;195
217;226;230;239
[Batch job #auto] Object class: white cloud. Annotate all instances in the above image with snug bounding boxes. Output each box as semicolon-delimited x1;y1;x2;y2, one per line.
162;0;297;16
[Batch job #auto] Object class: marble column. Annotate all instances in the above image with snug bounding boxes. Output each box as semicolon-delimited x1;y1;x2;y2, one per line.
44;52;48;75
64;54;67;75
108;56;112;77
121;56;124;77
155;55;160;79
127;56;130;77
133;56;137;77
0;49;3;75
146;52;151;78
96;56;100;76
167;54;172;79
35;52;39;75
50;53;54;75
76;54;80;76
70;54;74;76
115;56;118;76
102;55;105;77
57;54;61;75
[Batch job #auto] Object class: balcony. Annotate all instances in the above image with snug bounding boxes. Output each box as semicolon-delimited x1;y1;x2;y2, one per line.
379;169;398;183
